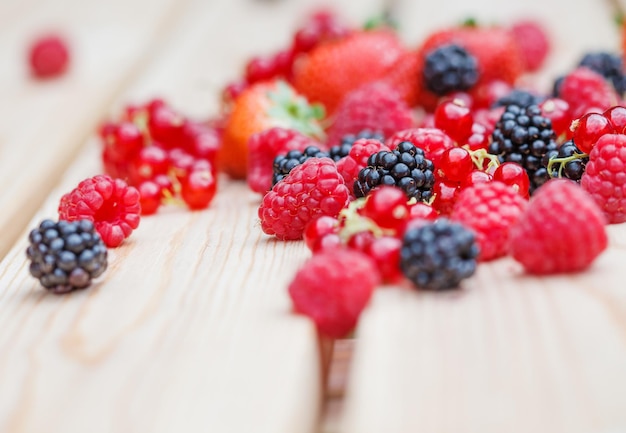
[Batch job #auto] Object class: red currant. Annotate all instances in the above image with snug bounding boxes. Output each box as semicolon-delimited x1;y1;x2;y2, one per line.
438;147;473;182
245;55;277;84
180;169;217;210
138;180;162;216
148;105;185;148
466;123;490;152
463;170;492;188
572;112;615;154
540;98;572;139
272;49;295;79
603;106;626;134
183;123;220;161
408;202;438;221
106;122;144;163
313;233;342;252
434;99;473;144
130;145;169;184
222;80;248;106
304;216;339;251
364;236;402;283
470;79;511;109
493;162;530;198
431;180;460;215
346;231;375;252
360;186;409;233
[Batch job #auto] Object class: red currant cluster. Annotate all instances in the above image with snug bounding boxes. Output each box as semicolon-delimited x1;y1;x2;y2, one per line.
99;99;220;215
571;106;626;153
304;186;437;283
222;10;350;104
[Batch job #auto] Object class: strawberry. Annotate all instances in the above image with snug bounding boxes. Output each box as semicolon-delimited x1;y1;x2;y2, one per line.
292;29;406;114
416;26;524;110
219;80;324;179
379;49;421;107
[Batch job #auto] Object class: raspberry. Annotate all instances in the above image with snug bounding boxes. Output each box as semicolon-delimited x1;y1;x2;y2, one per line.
247;127;320;193
325;82;414;147
26;219;107;294
28;34;69;78
578;52;626;96
451;181;527;261
581;134;626;223
422;44;479;95
259;158;350;240
509;20;550;72
288;249;380;338
489;104;558;194
385;128;454;165
354;141;435;201
511;179;607;274
58;175;141;248
400;219;479;290
272;145;329;185
558;67;618;118
336;138;390;195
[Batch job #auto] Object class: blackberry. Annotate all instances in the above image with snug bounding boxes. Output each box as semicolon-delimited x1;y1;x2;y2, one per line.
579;51;626;95
543;140;588;183
354;141;435;201
422;44;479;95
489;104;558;193
272;145;329;185
552;75;565;97
400;219;479;291
329;130;384;162
26;219;108;294
493;89;544;108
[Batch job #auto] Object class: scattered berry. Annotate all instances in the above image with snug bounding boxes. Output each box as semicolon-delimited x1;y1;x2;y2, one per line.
303;216;339;252
385;128;454;165
329;130;384;162
571;112;615;154
400;219;479;290
434;99;473;143
509;20;550;72
578;51;626;96
422;44;479;95
288;248;380;338
437;147;473;183
336;138;390;195
259;158;350;240
359;186;410;232
29;34;69;78
451;181;527;261
272;145;330;185
511;179;607;273
493;162;530;197
26;219;107;294
493;89;544;108
544;140;588;182
559;67;618;118
58;175;141;248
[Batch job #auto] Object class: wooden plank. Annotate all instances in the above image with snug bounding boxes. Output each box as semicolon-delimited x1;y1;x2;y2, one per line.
0;0;387;432
0;0;187;259
341;2;626;431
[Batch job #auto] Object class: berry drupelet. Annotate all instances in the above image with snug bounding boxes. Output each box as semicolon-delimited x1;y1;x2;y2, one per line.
26;219;108;294
354;141;435;201
544;140;588;182
578;51;626;95
272;145;330;185
400;219;479;290
493;89;544;108
329;130;384;162
422;44;479;95
489;104;558;193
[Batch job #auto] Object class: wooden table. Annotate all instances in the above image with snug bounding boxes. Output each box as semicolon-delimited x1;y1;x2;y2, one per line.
1;0;625;432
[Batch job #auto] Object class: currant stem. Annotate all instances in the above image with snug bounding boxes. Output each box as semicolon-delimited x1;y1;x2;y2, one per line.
546;152;588;178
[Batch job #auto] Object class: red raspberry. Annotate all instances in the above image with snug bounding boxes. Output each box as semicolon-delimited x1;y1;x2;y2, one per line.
325;82;414;147
247;127;320;194
511;179;607;274
581;133;626;223
379;49;421;107
509;20;550;72
29;34;69;78
451;181;527;261
385;128;454;165
58;175;141;248
288;248;380;338
259;158;350;240
336;138;390;195
559;67;619;118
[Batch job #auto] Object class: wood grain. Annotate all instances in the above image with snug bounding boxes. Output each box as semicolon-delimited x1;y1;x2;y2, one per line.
0;0;187;259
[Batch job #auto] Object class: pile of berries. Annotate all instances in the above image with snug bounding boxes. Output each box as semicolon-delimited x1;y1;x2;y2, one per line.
99;99;220;214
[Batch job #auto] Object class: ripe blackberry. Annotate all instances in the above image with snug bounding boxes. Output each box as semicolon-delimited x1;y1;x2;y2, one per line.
272;145;329;185
354;141;435;201
544;140;588;182
423;44;479;95
493;89;544;108
26;219;108;294
329;130;384;162
579;51;626;95
489;104;558;193
400;219;479;290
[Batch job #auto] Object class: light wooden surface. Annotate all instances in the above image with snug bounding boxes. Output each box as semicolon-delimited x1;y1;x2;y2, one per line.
1;0;626;432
